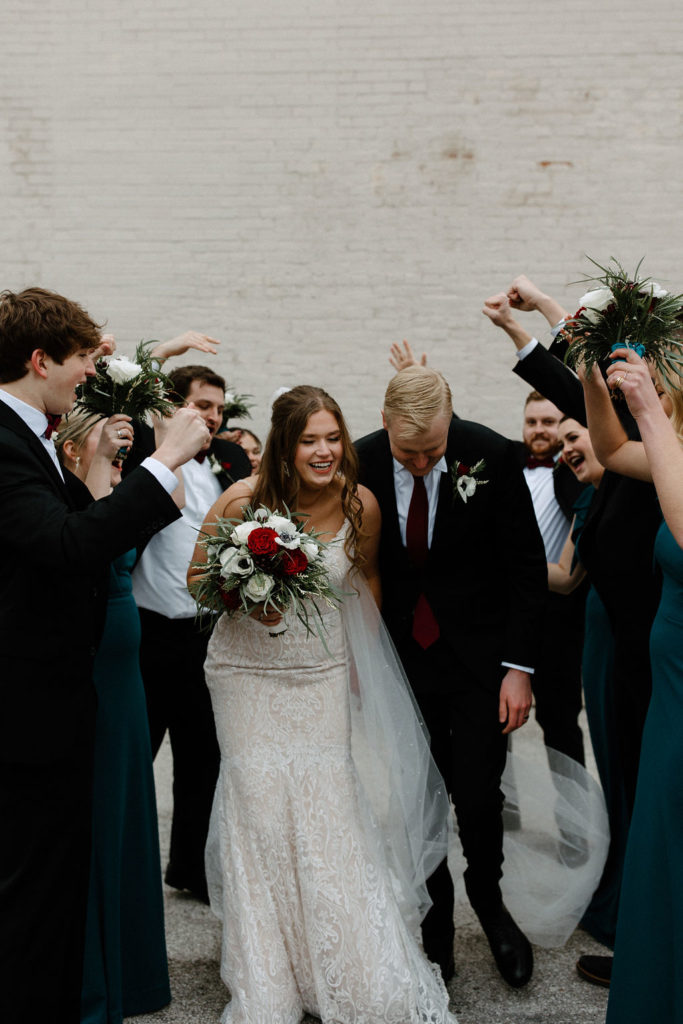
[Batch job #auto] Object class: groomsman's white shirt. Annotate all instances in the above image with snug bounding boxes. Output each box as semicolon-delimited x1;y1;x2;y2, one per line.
133;456;222;620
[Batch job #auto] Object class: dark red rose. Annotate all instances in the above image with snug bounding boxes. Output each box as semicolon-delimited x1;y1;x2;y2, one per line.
247;527;279;556
221;461;231;470
456;462;470;477
282;548;308;575
220;586;240;610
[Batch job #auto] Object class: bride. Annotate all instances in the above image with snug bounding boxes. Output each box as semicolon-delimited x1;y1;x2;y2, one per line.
188;385;457;1024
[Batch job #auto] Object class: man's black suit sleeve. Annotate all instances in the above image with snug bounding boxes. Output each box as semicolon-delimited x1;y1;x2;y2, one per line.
0;439;181;575
513;343;587;425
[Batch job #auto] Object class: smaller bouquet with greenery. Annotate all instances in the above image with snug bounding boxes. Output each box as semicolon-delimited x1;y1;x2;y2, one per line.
563;258;683;389
75;340;177;420
220;387;253;430
188;504;345;642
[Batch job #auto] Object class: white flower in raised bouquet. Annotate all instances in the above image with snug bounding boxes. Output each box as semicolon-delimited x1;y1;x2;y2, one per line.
106;355;143;384
578;287;614;323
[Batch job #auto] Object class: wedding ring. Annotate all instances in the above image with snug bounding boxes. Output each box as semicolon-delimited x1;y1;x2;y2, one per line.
117;429;123;438
614;376;624;387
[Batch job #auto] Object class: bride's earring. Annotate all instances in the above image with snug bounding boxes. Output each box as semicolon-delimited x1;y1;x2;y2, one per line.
281;461;290;477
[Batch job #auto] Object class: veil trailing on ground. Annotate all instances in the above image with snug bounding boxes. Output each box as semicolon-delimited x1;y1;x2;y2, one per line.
341;572;453;936
342;573;609;949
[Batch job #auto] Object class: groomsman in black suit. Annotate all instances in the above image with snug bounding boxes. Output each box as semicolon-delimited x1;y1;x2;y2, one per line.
0;288;210;1024
124;364;251;901
356;366;547;988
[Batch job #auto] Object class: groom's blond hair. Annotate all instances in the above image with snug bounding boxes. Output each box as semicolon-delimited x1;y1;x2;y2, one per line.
383;366;452;438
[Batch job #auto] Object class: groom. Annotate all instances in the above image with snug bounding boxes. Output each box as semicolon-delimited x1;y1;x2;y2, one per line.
356;365;547;987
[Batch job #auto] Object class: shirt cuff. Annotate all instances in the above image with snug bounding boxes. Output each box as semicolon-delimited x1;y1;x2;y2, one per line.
515;338;539;361
501;661;534;675
141;456;179;494
550;319;566;338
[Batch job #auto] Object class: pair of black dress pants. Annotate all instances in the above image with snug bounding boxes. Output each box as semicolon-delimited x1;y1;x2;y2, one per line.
138;609;220;898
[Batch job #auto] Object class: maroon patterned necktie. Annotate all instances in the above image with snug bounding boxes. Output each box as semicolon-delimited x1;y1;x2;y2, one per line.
43;413;61;440
405;475;440;650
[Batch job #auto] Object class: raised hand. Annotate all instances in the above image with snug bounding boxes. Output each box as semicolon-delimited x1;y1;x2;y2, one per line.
97;413;134;462
507;275;546;312
606;348;663;419
482;293;516;328
153;407;211;470
389;340;427;372
150;331;220;364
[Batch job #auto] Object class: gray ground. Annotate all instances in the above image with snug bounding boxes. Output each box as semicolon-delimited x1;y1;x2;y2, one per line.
133;714;610;1024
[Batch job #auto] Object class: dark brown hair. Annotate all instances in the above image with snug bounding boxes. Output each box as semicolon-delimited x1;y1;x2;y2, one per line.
252;385;364;570
0;287;103;384
167;364;226;403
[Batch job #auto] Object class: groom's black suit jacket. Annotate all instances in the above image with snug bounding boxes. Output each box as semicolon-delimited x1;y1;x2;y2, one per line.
0;401;181;765
356;418;547;693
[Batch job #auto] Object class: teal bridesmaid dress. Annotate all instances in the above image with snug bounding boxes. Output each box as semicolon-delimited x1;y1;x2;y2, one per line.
573;487;629;948
81;552;171;1023
607;521;683;1021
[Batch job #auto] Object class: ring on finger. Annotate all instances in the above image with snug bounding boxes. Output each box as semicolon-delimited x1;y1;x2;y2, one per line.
614;376;624;387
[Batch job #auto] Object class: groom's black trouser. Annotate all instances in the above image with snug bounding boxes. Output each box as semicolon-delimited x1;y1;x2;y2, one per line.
395;636;508;961
0;738;94;1024
138;609;220;896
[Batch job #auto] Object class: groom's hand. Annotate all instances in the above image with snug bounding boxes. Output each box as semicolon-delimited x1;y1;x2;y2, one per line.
498;668;533;734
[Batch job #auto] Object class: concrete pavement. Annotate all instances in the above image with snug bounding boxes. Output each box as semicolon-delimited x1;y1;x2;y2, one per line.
133;714;610;1024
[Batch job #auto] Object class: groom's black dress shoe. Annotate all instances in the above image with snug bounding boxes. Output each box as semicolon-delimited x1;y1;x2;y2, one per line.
478;905;533;988
576;954;612;988
164;866;210;905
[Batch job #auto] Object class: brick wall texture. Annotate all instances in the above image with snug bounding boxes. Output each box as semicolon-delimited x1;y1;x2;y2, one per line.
2;0;682;441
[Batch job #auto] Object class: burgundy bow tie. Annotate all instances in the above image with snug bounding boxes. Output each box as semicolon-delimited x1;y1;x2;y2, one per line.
194;451;207;464
526;455;555;470
43;413;62;440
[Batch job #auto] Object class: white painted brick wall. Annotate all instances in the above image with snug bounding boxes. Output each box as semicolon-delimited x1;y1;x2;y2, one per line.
1;0;682;444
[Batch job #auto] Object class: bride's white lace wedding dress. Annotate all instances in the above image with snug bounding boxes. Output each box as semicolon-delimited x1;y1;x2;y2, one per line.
204;526;457;1024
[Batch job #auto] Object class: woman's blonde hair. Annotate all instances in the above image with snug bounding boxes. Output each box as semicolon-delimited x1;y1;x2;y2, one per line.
54;410;104;464
383;366;452;439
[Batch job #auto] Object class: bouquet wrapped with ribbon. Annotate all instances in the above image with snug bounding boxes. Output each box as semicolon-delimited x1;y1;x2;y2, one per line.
75;340;177;420
188;504;345;640
563;258;683;389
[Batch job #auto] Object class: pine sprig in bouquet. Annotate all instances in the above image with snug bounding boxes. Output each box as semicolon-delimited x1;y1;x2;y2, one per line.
75;340;177;419
188;504;345;642
221;387;253;428
563;258;683;388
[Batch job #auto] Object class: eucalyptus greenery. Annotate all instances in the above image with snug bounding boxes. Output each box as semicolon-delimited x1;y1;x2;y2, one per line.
564;258;683;389
75;340;177;419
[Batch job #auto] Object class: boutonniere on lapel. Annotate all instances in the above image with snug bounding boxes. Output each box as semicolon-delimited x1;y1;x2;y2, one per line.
208;453;232;476
452;458;489;504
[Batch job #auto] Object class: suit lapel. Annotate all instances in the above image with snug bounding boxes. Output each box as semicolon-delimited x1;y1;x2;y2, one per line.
0;401;73;505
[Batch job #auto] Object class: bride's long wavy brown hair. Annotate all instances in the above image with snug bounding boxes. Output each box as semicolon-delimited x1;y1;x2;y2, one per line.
251;386;365;571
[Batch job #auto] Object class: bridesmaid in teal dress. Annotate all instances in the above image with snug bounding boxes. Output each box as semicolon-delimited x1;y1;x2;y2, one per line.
57;412;172;1023
547;420;628;950
581;347;683;1021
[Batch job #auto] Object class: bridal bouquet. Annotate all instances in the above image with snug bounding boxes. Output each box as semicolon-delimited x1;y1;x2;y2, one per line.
563;258;683;389
188;504;345;640
75;340;177;419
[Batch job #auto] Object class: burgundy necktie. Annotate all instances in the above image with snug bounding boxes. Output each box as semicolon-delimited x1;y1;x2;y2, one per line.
43;413;61;440
405;475;440;650
525;455;555;469
194;451;207;464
